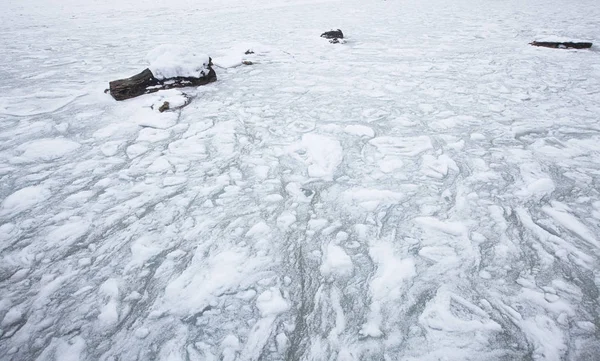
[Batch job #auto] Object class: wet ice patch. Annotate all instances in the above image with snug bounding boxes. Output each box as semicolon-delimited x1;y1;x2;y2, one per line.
146;44;211;80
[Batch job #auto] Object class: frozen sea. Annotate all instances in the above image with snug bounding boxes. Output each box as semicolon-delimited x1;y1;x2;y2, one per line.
1;0;600;360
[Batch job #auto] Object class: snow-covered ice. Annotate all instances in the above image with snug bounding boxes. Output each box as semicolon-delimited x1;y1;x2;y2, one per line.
297;133;343;180
1;186;52;218
1;0;600;360
15;138;81;163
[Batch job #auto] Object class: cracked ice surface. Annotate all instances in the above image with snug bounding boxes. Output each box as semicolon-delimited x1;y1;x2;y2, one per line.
1;0;600;360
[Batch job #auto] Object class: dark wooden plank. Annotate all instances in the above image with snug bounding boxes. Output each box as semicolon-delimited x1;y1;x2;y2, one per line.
321;29;344;39
530;41;593;49
109;68;160;101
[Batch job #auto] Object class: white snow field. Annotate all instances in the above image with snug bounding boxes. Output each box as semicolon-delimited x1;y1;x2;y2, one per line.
1;0;600;360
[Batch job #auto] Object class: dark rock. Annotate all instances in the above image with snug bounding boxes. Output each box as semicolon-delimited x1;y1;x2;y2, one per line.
158;101;170;112
245;50;255;55
108;59;217;101
530;41;593;49
321;29;344;40
301;188;314;197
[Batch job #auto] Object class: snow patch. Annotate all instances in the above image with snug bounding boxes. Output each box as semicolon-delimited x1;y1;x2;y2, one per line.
369;136;433;157
128;235;164;269
320;243;354;279
256;288;290;317
46;219;91;247
130;108;178;129
361;241;416;338
213;42;273;68
342;188;405;211
300;133;343;180
148;157;173;173
542;203;598;248
344;124;375;138
98;278;120;327
246;222;272;238
16;138;80;162
277;211;297;229
1;186;52;217
55;336;86;361
420;154;458;179
414;217;468;236
517;178;555;200
163;248;270;316
1;307;23;327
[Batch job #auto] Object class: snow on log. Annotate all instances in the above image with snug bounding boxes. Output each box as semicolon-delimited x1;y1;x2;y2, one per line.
109;45;217;101
530;41;593;49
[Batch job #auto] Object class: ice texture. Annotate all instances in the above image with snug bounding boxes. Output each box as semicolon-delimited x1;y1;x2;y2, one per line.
1;0;599;360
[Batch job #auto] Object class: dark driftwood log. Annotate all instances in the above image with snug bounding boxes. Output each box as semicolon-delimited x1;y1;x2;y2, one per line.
109;62;217;101
530;41;593;49
321;29;344;40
